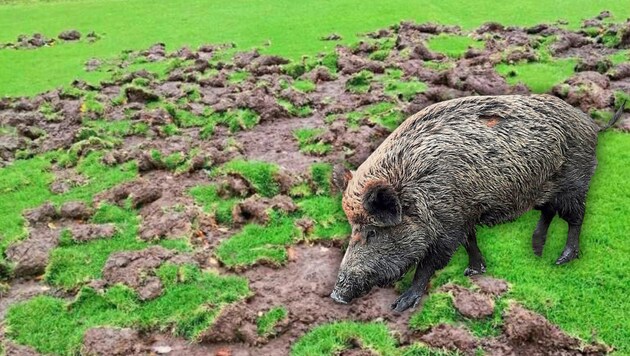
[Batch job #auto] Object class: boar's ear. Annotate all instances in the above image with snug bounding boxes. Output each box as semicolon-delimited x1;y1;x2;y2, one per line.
362;182;402;226
332;164;353;193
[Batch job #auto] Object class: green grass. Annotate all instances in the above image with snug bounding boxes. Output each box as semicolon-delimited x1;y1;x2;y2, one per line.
293;128;332;156
0;152;137;277
45;204;143;289
215;211;298;267
228;70;251;84
292;79;317;93
212;163;348;268
5;0;629;96
426;34;484;58
608;50;629;65
214;159;281;198
347;101;404;131
257;306;288;336
346;70;374;93
291;321;399;356
6;264;250;355
189;184;239;225
278;99;314;117
495;59;577;93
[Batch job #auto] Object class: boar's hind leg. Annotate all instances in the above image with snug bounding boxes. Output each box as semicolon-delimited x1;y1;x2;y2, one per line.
464;230;486;276
554;193;586;265
532;204;556;257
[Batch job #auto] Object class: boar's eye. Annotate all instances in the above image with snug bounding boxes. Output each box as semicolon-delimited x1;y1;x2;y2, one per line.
365;229;376;242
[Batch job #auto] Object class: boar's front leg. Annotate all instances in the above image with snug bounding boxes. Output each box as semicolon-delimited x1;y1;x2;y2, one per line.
391;261;435;313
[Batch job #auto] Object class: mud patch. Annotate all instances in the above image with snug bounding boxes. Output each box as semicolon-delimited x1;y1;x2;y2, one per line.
450;286;495;319
471;275;509;296
232;195;298;225
82;327;147;356
5;228;59;278
419;324;478;354
102;246;196;300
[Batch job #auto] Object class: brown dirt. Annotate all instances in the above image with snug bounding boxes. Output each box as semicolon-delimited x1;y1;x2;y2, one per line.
5;228;59;278
68;223;117;242
232;194;298;225
471;275;509;296
82;327;148;355
419;324;478;354
3;340;42;356
102;246;196;300
480;304;611;355
450;286;495;319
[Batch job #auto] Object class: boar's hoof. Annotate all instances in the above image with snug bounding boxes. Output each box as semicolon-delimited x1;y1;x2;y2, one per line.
464;263;486;277
391;288;423;313
555;248;579;265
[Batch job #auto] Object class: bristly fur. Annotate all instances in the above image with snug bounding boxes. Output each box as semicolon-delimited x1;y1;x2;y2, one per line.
332;94;601;305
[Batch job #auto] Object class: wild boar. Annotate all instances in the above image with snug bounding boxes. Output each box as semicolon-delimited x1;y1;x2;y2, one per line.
330;94;624;312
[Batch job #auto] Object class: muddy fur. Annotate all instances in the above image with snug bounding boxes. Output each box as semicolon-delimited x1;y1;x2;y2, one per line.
332;94;604;311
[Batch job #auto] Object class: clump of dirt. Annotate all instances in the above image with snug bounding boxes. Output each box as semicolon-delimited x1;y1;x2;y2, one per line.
232;195;298;225
58;30;81;41
59;201;93;220
552;71;614;111
138;201;199;241
481;304;612;355
217;175;254;198
102;246;196;300
23;202;59;225
321;33;342;41
82;327;148;356
5;228;59;278
448;285;495;319
68;223;117;242
49;169;89;194
2;340;41;356
0;281;50;319
201;303;259;345
96;179;162;208
471;275;509;296
419;324;478;354
504;305;592;354
321;119;388;168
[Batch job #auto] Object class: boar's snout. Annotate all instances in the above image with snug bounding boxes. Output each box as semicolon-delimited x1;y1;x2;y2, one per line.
330;289;349;304
330;271;353;304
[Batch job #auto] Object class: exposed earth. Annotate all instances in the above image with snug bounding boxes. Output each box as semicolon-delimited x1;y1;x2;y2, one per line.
0;12;628;356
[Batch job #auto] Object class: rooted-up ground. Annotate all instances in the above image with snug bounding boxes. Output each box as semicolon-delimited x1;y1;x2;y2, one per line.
0;3;630;356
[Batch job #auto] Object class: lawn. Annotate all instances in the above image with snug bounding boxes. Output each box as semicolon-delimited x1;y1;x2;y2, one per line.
0;0;629;96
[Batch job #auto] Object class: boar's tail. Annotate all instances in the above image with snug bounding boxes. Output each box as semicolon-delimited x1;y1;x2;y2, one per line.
599;100;626;132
